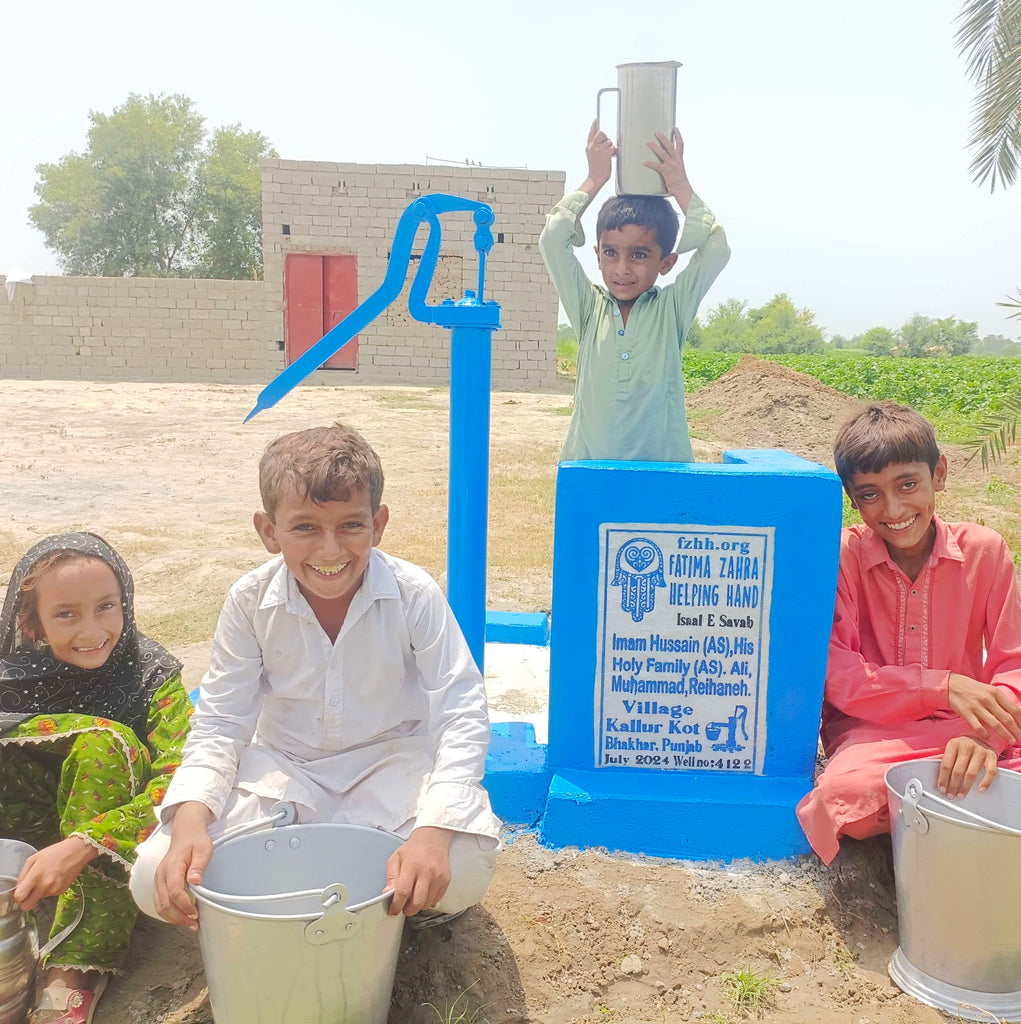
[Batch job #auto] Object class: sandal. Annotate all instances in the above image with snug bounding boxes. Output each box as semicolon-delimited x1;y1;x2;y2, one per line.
30;974;109;1024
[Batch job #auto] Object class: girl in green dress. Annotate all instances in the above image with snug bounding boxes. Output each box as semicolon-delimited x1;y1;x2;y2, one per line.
0;533;191;1024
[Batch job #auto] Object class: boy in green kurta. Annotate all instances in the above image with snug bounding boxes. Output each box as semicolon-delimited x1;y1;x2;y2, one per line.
0;533;191;1024
540;121;730;462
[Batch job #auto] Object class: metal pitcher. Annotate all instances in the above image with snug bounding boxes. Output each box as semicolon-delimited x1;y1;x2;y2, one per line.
0;842;38;1024
597;61;682;196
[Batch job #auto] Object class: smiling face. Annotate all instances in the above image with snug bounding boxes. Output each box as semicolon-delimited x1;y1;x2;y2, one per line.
847;457;947;571
30;557;124;669
595;224;678;308
254;484;389;609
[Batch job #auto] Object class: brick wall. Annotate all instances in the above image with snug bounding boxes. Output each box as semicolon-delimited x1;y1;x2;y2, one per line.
260;160;565;389
0;276;264;382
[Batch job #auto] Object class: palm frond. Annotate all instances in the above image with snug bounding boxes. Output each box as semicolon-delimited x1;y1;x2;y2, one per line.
963;396;1021;468
998;287;1021;319
954;0;1021;191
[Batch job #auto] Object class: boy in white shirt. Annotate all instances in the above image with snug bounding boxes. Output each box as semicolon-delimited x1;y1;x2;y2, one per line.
129;423;500;929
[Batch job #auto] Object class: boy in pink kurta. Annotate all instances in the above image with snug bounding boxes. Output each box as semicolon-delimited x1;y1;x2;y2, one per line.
797;402;1021;864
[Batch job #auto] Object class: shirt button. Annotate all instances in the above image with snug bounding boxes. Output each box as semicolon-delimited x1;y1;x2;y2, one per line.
621;352;630;360
618;330;625;336
909;625;916;631
911;589;917;595
329;696;340;707
613;309;621;317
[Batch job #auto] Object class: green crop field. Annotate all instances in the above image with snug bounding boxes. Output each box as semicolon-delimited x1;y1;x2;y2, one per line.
682;352;1021;443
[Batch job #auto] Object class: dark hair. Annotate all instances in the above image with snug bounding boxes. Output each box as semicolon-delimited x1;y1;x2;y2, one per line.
259;423;384;518
833;401;941;491
596;194;679;255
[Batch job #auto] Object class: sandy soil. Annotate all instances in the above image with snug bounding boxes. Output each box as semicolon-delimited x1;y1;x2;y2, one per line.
0;368;1006;1024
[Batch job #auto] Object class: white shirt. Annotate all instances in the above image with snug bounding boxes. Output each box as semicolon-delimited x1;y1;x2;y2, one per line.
161;550;501;838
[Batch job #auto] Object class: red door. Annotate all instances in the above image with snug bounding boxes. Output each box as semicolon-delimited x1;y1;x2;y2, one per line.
284;254;359;369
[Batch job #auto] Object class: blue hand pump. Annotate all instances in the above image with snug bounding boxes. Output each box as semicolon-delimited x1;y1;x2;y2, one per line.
245;195;502;671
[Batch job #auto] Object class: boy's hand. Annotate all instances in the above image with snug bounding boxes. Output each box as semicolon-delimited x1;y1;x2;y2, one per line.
153;801;213;931
384;826;453;918
948;673;1021;744
579;120;616;198
644;128;693;213
939;736;998;798
13;837;98;912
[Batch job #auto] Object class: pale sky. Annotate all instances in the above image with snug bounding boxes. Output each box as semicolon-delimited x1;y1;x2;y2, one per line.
2;0;1018;340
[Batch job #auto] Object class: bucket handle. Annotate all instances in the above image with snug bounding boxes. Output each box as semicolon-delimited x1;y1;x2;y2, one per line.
210;801;296;849
902;777;1021;837
304;883;363;945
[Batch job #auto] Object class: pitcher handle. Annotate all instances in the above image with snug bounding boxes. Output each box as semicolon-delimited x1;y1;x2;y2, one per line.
596;87;619;132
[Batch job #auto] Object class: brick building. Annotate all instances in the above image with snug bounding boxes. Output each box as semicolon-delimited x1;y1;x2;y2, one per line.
1;161;566;390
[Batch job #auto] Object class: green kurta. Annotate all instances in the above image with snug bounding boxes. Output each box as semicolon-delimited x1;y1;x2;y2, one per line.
0;673;191;971
539;190;731;463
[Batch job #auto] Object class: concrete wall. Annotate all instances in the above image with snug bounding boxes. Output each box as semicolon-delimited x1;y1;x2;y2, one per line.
0;275;265;382
260;159;565;389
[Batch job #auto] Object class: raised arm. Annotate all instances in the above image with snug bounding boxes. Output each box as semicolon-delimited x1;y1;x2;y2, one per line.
644;130;731;338
538;121;612;335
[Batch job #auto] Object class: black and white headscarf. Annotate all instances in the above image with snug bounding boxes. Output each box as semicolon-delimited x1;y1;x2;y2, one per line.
0;532;181;736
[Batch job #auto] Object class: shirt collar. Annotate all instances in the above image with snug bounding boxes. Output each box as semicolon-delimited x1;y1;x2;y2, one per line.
602;286;660;309
258;550;401;614
260;556;290;609
860;514;962;572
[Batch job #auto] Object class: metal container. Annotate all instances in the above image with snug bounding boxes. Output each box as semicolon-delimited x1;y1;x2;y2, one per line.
597;61;682;196
0;841;38;1024
192;817;405;1024
886;759;1021;1021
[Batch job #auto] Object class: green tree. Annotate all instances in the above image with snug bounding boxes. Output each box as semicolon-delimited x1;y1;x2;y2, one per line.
973;332;1021;354
899;314;977;356
29;94;275;279
700;294;825;353
195;125;272;279
745;293;824;353
858;326;899;356
700;298;750;351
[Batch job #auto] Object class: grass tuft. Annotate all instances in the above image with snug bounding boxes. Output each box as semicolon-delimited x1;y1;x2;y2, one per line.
719;967;782;1014
422;986;490;1024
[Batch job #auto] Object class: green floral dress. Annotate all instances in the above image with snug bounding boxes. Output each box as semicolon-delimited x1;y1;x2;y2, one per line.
0;674;192;972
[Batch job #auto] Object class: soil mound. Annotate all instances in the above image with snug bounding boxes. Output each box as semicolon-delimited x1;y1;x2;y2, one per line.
688;356;863;464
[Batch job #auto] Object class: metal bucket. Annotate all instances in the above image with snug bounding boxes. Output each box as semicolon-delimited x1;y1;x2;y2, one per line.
191;809;405;1024
0;840;38;1024
886;759;1021;1021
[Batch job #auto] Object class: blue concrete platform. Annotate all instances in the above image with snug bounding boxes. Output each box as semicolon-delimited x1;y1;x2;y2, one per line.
483;449;842;862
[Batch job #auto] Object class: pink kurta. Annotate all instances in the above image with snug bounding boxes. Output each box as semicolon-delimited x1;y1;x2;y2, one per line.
797;516;1021;863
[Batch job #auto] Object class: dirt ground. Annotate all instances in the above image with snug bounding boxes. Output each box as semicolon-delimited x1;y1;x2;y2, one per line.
1;364;1014;1024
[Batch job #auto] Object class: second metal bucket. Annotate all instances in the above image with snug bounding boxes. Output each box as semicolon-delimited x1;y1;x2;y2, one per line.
886;759;1021;1021
0;840;38;1024
192;818;405;1024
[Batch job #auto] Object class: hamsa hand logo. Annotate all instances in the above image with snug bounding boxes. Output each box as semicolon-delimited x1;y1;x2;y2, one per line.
612;537;665;623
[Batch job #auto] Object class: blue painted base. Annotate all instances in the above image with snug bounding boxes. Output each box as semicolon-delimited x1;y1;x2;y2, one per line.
485;611;550;646
485;722;551;826
539;768;812;861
